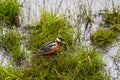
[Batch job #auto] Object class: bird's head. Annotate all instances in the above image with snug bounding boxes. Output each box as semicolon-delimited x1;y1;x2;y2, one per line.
55;37;65;44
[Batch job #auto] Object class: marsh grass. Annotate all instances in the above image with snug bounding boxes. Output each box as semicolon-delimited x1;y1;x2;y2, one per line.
110;24;120;33
0;31;25;65
0;0;113;80
20;8;109;80
0;48;107;80
23;48;105;80
102;7;120;27
91;4;120;47
27;10;75;52
90;27;118;47
0;0;20;27
0;65;22;80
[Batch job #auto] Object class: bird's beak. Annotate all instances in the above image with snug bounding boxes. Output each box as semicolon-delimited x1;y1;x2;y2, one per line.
62;41;65;44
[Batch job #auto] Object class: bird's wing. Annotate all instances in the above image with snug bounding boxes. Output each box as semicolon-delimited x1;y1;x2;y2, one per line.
38;42;56;53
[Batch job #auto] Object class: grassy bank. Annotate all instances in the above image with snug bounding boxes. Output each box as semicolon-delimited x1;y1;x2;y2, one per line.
0;48;108;80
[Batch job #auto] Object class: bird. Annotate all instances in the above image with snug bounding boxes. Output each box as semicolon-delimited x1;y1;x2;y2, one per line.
32;37;63;56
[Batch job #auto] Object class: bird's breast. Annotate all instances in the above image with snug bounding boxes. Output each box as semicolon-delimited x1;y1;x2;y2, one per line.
47;43;60;55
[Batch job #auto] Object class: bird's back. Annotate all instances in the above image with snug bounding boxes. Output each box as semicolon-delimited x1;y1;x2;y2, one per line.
33;41;56;55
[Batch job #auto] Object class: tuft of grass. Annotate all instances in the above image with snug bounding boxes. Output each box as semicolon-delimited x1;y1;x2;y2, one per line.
90;28;118;47
0;65;23;80
0;31;24;65
20;48;106;80
0;0;20;27
27;10;75;52
110;24;120;33
102;9;120;27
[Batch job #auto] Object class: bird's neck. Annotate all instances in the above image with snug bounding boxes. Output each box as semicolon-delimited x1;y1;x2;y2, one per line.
55;41;60;48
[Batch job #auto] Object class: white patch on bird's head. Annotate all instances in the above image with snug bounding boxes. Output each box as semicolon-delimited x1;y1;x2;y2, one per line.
56;37;62;43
